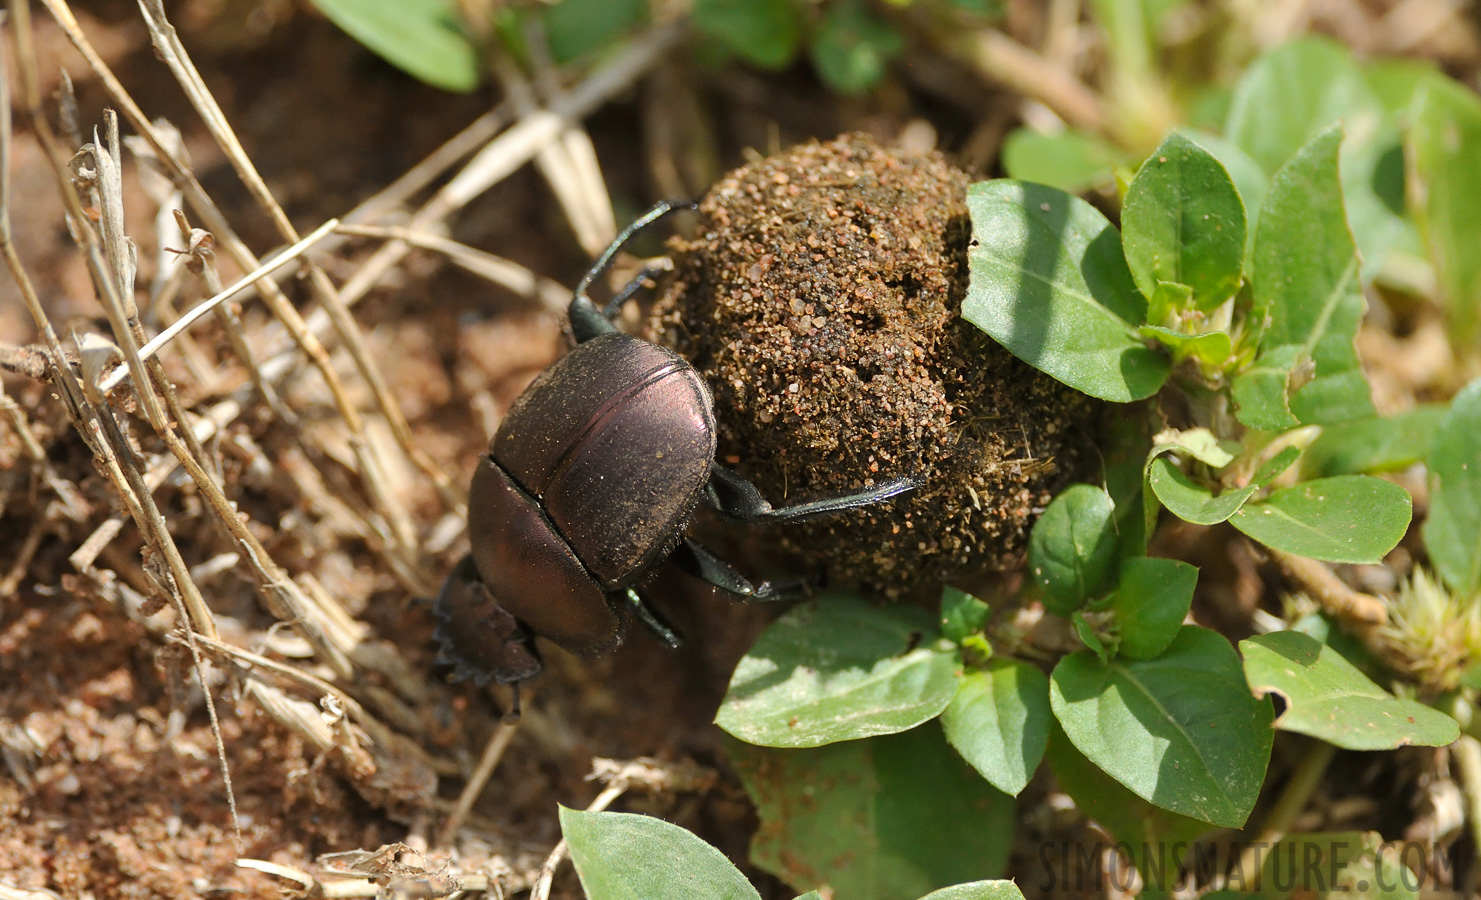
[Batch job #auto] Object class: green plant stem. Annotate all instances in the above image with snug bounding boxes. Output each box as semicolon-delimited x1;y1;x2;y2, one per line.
1235;739;1338;881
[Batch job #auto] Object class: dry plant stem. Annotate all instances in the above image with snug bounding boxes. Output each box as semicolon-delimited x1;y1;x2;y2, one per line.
134;0;462;524
436;718;523;847
147;265;218;389
69;395;241;572
40;0;430;551
182;238;301;428
0;379;88;522
4;6;217;641
26;97;248;844
78;116;365;679
186;634;456;774
1380;0;1467;53
334;22;682;310
1043;0;1084;68
341;104;510;229
1232;739;1338;884
528;24;617;249
88;390;244;848
335;223;570;315
1271;549;1389;626
959;28;1105;133
0;517;46;599
98;219;341;391
93;118;216;478
0;382;45;466
0;883;66;900
236;859;519;899
135;130;277;406
80;117;366;678
493;40;613;257
0;6;75;391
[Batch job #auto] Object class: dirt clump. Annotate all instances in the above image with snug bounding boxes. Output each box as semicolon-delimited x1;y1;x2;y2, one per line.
649;134;1098;591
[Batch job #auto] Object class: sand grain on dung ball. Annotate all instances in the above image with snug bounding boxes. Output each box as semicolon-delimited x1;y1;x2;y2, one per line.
648;134;1100;591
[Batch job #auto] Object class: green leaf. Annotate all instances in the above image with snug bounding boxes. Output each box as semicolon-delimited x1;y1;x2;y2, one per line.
1111;557;1198;660
964;180;1170;402
1225;37;1410;281
542;0;648;62
1027;484;1120;614
1146;455;1257;525
1144;280;1194;325
1153;427;1235;468
1241;631;1459;750
1251;125;1374;426
1343;122;1416;284
941;659;1051;796
1230;348;1303;432
1299;405;1447;478
716;597;958;748
1050;626;1275;828
1422;378;1481;598
940;587;991;643
693;0;804;69
1225;37;1379;176
1230;475;1412;565
809;0;903;94
1122;133;1246;310
1140;326;1233;369
1072;611;1110;662
1290;612;1389;684
1251;831;1420;898
560;807;762;900
1410;76;1481;348
918;882;1027;900
1176;129;1268;266
308;0;480;92
1253;445;1302;485
1044;726;1211;887
1001;128;1124;193
1366;57;1439;113
729;725;1015;900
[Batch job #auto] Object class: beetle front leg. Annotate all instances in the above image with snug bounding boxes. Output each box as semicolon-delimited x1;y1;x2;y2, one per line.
703;464;922;523
570;198;697;343
601;259;675;320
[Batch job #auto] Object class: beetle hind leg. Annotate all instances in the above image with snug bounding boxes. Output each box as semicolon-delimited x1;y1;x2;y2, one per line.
703;464;922;523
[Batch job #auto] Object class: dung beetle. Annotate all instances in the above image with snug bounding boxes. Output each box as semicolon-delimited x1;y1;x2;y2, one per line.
434;200;920;708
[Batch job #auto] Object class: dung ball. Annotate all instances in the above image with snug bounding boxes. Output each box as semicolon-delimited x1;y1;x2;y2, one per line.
648;133;1100;592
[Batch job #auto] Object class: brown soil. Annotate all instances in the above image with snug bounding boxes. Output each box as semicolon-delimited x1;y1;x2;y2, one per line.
650;134;1097;592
